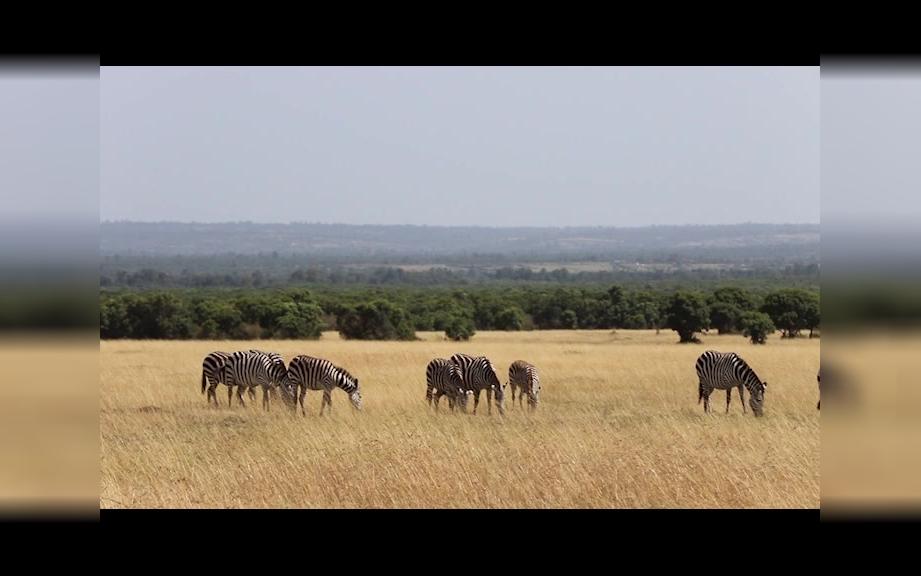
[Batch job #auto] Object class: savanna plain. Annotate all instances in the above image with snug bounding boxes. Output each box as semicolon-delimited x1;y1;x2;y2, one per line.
100;330;819;508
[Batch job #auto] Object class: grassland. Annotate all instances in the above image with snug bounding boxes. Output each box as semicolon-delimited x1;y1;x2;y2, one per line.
100;330;819;508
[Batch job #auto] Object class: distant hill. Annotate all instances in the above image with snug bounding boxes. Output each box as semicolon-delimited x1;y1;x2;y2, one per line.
100;221;819;264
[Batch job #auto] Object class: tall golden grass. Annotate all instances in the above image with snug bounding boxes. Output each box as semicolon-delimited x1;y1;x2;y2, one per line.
100;330;819;508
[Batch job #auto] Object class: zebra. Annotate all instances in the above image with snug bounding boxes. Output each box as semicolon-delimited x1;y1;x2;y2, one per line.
450;353;505;415
508;360;540;412
695;350;767;417
286;355;362;416
248;349;288;405
426;358;471;413
201;350;259;405
221;350;296;411
202;351;233;405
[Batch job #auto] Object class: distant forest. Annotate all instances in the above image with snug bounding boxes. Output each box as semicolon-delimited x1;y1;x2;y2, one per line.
101;222;819;290
98;222;821;341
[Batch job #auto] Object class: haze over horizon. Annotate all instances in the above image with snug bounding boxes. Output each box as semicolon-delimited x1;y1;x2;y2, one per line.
102;67;819;227
100;219;820;228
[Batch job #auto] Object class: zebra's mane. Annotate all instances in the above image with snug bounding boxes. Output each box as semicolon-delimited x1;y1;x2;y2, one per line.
730;353;763;387
331;363;358;385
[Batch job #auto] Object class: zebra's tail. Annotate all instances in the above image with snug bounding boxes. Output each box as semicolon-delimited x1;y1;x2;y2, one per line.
201;371;207;394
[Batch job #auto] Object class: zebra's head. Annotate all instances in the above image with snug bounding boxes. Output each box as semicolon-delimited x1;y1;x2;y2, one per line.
346;375;362;411
750;381;767;416
455;389;471;412
483;360;505;414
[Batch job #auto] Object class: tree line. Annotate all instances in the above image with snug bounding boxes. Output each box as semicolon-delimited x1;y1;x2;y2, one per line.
99;262;819;289
100;285;819;344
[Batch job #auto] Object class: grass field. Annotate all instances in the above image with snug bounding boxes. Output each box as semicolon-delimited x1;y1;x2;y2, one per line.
100;330;819;508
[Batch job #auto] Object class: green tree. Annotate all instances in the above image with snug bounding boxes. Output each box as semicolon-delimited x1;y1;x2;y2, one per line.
125;292;194;339
100;296;133;339
494;307;525;331
740;311;775;345
560;309;579;329
445;316;476;341
805;298;820;338
664;291;710;343
707;287;757;334
761;289;818;338
275;301;324;339
337;300;416;340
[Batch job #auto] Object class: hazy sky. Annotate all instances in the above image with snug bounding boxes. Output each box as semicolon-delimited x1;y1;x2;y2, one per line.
1;64;98;222
101;66;819;227
822;69;921;223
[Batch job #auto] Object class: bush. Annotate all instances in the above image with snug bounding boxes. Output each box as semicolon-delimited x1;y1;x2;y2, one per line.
445;316;476;341
494;307;525;331
337;300;416;340
761;289;819;338
740;311;775;345
275;302;324;339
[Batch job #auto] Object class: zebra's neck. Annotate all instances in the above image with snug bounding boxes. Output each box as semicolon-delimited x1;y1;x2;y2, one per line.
332;370;357;393
741;367;762;392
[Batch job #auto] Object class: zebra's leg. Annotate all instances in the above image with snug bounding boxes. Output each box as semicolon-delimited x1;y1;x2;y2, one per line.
434;391;442;412
227;385;234;407
473;389;481;414
263;387;269;411
511;384;516;403
320;389;331;417
236;386;246;408
739;384;746;413
299;388;307;417
703;389;711;414
726;388;732;414
249;387;257;402
487;389;493;415
426;385;434;408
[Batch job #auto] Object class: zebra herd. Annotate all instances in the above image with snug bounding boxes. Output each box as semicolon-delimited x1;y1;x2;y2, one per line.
201;348;817;418
201;349;540;416
201;349;361;415
424;354;541;414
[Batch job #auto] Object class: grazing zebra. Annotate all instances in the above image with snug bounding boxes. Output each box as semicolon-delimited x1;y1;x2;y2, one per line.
450;353;505;415
286;355;362;416
202;351;232;405
508;360;540;411
426;358;470;413
248;349;288;404
695;350;767;417
221;350;295;411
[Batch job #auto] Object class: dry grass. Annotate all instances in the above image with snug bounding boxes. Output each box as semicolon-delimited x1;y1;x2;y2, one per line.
100;330;819;508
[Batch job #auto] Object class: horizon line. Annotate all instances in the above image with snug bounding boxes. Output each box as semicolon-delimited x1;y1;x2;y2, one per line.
100;220;821;230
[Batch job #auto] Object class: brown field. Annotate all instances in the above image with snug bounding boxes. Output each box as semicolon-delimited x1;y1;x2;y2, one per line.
100;330;819;508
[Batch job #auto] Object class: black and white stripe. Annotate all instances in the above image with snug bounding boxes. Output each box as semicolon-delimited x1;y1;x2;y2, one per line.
695;350;767;417
221;350;295;411
201;351;232;405
426;358;470;413
450;353;504;415
248;349;292;405
508;360;540;411
287;355;362;416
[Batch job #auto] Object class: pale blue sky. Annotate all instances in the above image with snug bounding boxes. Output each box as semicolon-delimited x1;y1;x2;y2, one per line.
101;66;819;227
